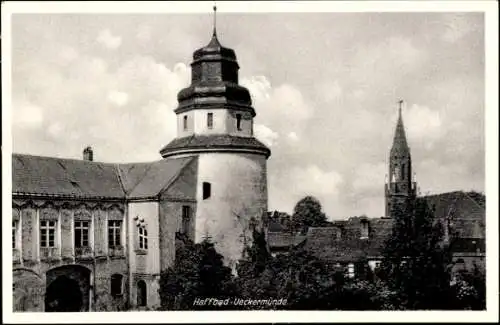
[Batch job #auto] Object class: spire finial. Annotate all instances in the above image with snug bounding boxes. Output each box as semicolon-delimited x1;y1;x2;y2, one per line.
398;99;404;118
212;3;217;37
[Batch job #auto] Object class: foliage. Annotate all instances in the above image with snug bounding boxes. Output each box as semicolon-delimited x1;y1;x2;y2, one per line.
380;197;455;309
158;233;238;310
450;265;486;310
291;196;328;234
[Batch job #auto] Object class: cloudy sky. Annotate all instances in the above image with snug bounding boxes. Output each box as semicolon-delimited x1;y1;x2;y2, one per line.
8;5;486;220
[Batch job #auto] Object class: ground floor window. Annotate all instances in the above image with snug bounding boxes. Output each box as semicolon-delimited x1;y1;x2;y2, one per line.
137;280;147;307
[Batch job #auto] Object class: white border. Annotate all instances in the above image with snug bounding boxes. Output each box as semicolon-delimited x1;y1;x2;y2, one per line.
2;1;498;323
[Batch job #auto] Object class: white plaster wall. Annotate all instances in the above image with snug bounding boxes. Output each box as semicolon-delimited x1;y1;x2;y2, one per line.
177;111;195;138
127;202;160;275
195;152;268;268
226;111;253;137
193;109;227;135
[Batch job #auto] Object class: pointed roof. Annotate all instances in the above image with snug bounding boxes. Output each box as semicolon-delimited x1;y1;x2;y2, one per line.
391;101;410;156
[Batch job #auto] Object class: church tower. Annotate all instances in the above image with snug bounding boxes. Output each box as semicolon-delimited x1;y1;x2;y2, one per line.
385;100;417;218
159;8;271;268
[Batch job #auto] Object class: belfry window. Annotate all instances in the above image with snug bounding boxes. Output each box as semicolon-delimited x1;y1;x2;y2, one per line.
203;182;211;200
236;114;242;131
183;115;188;131
401;163;406;180
207;112;213;129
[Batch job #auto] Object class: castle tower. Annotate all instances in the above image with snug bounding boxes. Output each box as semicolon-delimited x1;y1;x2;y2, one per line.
159;7;271;267
385;100;417;217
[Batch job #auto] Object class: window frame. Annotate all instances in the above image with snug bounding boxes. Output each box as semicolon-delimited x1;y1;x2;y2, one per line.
183;115;188;131
74;220;90;248
40;220;57;248
138;225;148;250
108;220;122;249
181;205;191;235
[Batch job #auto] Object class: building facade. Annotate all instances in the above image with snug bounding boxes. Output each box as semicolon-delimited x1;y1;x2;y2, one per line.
12;28;270;312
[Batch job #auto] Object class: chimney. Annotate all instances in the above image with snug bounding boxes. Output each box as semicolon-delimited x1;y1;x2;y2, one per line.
83;146;93;161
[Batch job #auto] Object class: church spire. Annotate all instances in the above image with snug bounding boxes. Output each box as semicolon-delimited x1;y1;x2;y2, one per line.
391;99;409;155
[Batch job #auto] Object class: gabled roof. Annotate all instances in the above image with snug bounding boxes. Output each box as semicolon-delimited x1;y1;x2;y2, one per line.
12;153;195;200
117;157;194;199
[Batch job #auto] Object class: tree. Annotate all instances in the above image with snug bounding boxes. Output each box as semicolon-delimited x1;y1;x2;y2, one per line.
158;233;238;310
291;196;328;234
380;197;454;309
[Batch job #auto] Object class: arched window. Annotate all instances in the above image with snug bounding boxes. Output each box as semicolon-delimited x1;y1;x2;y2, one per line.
360;220;369;239
110;274;124;297
137;280;147;307
181;206;191;235
183;115;188;131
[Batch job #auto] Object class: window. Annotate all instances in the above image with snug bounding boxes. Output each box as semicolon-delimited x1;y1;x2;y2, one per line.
74;221;90;248
183;115;188;131
401;163;406;180
207;112;213;129
182;206;191;235
138;225;148;250
40;220;56;248
236;114;242;131
347;263;355;279
202;182;211;200
111;274;124;296
137;280;147;307
108;220;122;249
12;221;18;249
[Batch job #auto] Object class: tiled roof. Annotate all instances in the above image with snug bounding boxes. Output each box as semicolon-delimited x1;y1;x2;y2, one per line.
160;134;271;158
12;154;124;199
12;153;195;200
266;232;306;249
117;157;195;198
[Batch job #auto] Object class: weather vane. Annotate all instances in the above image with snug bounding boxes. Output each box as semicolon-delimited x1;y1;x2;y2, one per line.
398;99;404;115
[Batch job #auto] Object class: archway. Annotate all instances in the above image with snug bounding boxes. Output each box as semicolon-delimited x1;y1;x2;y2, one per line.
137;280;147;307
45;265;90;312
45;276;83;312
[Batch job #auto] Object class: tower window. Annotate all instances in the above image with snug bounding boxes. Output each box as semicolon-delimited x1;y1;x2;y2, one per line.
203;182;211;200
236;114;242;131
207;112;213;129
401;163;406;180
183;115;188;131
360;220;369;239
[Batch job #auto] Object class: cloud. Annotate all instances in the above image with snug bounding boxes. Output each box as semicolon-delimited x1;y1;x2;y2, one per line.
403;104;443;142
96;29;122;49
12;100;44;129
287;131;299;142
352;162;387;194
441;13;475;43
289;164;344;199
254;124;279;147
107;91;129;107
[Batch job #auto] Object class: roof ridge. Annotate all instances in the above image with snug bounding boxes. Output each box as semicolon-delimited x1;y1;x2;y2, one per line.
114;164;128;197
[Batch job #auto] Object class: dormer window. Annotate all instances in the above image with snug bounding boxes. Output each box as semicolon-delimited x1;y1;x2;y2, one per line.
207;112;213;129
236;114;242;131
183;115;188;131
